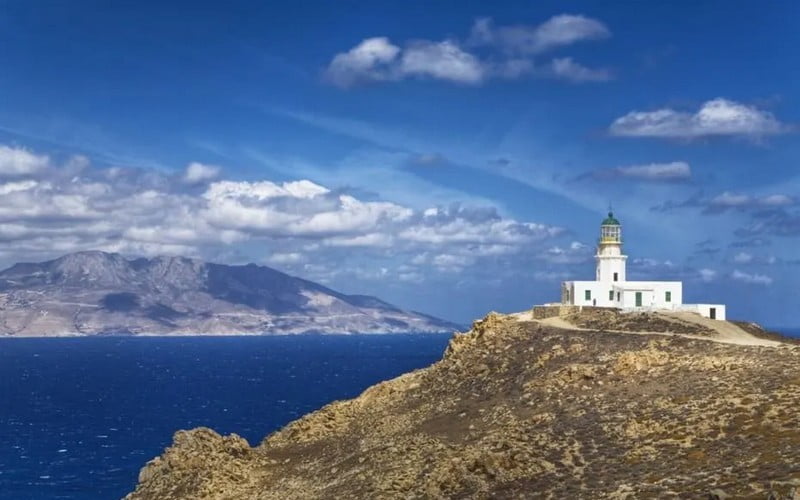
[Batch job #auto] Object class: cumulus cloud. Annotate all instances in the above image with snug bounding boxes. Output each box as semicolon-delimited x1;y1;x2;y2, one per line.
579;161;691;183
469;15;610;54
400;40;484;84
0;145;50;176
398;205;561;246
183;162;221;184
325;37;482;87
0;144;564;280
325;37;401;87
731;269;773;285
325;14;610;88
610;98;789;139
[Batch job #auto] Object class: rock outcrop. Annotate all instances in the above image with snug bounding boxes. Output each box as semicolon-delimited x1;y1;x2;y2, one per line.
0;251;458;335
126;314;800;499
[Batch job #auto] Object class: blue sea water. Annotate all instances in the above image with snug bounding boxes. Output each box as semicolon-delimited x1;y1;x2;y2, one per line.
0;334;451;500
767;327;800;338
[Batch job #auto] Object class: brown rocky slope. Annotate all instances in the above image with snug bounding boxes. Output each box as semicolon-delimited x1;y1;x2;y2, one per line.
126;312;800;499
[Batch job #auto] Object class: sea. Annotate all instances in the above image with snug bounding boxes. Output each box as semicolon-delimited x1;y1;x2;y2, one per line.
0;334;452;500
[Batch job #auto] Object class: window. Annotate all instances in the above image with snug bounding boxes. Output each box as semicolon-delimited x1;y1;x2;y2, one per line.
609;290;614;301
665;291;672;302
585;290;591;301
617;292;621;301
613;272;618;282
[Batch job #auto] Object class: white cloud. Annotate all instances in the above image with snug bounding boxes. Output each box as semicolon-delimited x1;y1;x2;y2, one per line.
399;205;562;246
617;161;690;180
325;14;611;88
204;179;329;202
266;252;305;264
400;40;484;84
585;161;691;182
710;191;751;208
0;144;564;276
533;270;573;281
550;57;611;83
699;268;717;282
470;15;610;54
324;233;394;247
326;38;484;87
610;98;788;139
0;180;38;195
0;145;50;176
707;192;795;211
733;252;753;264
543;240;592;264
731;269;773;285
397;271;424;283
325;37;401;87
759;194;795;206
432;253;474;272
183;162;220;184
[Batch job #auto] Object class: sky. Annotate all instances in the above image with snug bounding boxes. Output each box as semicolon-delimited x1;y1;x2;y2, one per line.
0;0;798;325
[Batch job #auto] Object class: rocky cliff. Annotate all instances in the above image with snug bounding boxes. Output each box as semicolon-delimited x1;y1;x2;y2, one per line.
125;311;800;499
0;251;458;336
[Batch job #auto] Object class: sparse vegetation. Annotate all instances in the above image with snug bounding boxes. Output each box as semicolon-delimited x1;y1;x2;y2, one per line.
127;314;800;499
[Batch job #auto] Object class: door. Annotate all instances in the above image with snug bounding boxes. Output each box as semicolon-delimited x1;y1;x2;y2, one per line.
635;292;642;307
710;307;716;320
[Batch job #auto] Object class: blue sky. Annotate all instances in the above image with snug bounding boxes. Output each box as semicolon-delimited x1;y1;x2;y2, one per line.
0;0;798;325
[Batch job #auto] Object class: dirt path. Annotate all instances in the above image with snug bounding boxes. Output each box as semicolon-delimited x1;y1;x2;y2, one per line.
520;312;784;348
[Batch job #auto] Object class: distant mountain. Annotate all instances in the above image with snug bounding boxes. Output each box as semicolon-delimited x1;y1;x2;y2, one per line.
0;251;460;336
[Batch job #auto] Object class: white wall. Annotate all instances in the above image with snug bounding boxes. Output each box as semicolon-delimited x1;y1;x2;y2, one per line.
564;280;683;310
677;304;726;320
617;281;682;309
565;281;619;307
596;243;627;283
597;256;627;283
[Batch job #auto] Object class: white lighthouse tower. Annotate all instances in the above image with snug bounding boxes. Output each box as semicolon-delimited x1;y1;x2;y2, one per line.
557;211;726;319
595;212;627;284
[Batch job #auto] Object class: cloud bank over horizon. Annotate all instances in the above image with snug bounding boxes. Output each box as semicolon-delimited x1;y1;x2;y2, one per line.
0;144;569;289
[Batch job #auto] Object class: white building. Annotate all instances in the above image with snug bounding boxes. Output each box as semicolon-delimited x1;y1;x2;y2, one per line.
561;212;726;320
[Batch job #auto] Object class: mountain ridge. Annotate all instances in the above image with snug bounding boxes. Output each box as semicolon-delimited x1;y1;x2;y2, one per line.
0;251;459;336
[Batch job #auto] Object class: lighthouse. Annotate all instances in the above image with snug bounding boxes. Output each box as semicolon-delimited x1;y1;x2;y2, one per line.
558;211;726;319
595;212;627;284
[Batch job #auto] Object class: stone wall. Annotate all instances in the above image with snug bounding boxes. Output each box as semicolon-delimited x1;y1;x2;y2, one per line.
532;305;612;319
532;306;559;319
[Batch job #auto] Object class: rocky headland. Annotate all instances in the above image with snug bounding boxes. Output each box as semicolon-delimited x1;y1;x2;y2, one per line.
126;309;800;499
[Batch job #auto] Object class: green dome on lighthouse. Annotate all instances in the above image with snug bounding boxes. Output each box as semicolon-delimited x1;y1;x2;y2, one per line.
601;211;620;226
